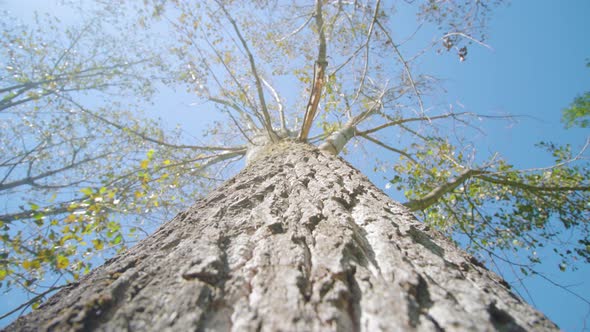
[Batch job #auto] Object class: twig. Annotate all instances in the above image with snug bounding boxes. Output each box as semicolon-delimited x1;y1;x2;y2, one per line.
376;20;425;116
0;283;75;320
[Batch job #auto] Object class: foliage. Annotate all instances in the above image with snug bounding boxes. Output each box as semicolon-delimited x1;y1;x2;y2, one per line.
563;92;590;128
562;61;590;128
390;139;589;271
0;6;228;296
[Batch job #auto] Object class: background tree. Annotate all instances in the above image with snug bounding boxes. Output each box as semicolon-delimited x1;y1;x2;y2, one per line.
0;0;588;329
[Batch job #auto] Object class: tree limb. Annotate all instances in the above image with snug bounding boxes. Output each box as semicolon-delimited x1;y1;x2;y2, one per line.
299;0;327;141
404;169;482;211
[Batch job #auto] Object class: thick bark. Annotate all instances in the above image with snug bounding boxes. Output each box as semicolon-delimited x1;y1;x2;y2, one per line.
6;142;557;331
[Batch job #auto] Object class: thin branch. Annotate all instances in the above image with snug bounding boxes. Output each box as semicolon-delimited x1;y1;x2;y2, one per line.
224;109;254;144
351;0;381;104
216;0;277;141
531;271;590;306
207;97;259;132
491;137;590;175
376;19;425;115
275;12;314;42
0;152;110;191
0;283;75;320
476;174;590;193
1;142;44;185
261;77;286;131
443;32;493;50
359;133;418;164
0;198;83;223
61;95;241;152
198;27;262;125
358;112;470;136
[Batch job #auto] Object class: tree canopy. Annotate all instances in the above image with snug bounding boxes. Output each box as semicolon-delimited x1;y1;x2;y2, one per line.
1;0;588;327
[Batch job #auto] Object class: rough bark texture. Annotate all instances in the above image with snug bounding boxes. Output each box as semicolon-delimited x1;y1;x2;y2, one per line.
6;142;558;331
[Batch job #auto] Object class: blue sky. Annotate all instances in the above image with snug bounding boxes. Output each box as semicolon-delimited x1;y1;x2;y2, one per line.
1;0;589;330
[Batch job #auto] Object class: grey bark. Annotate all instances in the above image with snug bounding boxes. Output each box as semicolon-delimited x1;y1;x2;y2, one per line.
6;141;558;331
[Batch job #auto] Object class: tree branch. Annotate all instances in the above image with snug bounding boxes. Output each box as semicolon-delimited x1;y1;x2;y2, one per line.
0;283;76;321
61;95;240;152
358;112;470;136
476;174;590;193
359;133;418;164
299;0;328;141
0;152;110;192
404;169;482;211
261;77;287;131
216;0;277;141
351;0;381;104
376;19;425;115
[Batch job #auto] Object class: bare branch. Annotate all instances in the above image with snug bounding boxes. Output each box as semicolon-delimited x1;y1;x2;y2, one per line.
215;0;277;141
358;112;470;136
359;133;418;164
376;19;425;115
275;12;314;42
299;0;328;141
442;32;493;50
351;0;381;104
261;77;286;131
0;152;110;192
224;109;254;144
0;283;76;321
207;97;259;133
61;95;242;152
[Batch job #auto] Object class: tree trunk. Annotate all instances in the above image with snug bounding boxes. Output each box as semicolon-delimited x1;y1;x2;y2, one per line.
6;142;558;331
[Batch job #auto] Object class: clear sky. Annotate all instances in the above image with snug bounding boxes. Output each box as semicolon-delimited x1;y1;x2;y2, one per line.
1;0;589;330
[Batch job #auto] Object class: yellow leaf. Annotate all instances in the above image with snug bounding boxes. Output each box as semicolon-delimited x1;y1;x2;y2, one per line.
56;255;69;269
22;260;32;270
134;191;144;199
92;239;104;251
140;160;149;169
163;159;171;165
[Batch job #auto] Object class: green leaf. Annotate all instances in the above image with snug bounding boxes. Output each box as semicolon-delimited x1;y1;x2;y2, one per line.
56;255;69;269
112;234;123;245
92;239;104;251
147;149;155;160
0;269;7;281
80;188;94;196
